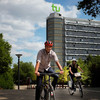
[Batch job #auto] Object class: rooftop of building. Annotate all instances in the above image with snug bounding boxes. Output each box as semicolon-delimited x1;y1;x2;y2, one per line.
47;12;63;19
47;12;100;26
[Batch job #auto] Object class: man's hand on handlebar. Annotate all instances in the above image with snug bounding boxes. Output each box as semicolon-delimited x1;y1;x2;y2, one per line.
35;71;40;76
60;70;64;74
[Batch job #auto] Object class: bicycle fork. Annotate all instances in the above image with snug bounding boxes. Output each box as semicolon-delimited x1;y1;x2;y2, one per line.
49;77;55;100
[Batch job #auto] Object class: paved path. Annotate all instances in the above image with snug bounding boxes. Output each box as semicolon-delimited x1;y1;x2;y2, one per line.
0;87;100;100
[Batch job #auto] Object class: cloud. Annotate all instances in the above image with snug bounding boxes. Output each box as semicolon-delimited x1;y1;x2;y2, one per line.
59;5;80;18
0;0;80;65
23;41;44;50
65;6;80;18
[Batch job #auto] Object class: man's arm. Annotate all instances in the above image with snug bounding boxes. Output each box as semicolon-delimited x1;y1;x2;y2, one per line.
35;61;40;76
56;61;64;74
35;50;42;76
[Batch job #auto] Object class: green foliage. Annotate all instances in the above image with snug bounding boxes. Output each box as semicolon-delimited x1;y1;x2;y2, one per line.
85;55;100;87
77;0;100;18
67;60;71;66
0;69;14;89
57;66;69;84
58;55;100;87
68;56;100;86
77;58;91;85
12;61;36;84
0;33;12;73
0;33;14;89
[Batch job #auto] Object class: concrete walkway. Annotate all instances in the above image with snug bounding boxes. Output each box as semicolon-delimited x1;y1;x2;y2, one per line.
14;84;36;90
0;89;35;100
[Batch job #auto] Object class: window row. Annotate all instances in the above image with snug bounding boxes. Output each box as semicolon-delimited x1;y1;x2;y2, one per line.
65;31;100;37
65;50;100;55
48;24;63;28
54;49;64;52
65;43;100;49
48;18;63;22
65;37;100;43
65;25;100;31
48;30;63;34
48;36;64;40
66;56;87;60
54;43;64;46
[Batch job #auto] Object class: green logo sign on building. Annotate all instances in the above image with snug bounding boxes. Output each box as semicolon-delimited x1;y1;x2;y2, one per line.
52;4;60;12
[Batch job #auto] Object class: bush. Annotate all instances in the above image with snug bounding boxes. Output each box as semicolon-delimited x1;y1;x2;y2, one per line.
0;71;14;89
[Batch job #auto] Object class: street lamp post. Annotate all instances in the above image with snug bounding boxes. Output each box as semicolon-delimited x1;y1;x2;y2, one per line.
15;54;22;90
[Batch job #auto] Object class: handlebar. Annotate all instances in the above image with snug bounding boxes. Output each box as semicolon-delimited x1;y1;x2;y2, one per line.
40;72;60;76
74;72;82;77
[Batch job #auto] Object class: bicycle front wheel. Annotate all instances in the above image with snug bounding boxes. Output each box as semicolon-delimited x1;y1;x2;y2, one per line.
68;87;74;95
78;82;83;98
48;85;55;100
40;86;49;100
68;81;74;95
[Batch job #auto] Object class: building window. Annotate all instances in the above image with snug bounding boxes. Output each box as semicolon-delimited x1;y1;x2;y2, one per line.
68;56;72;60
80;39;84;42
97;34;100;37
87;51;88;54
73;44;75;47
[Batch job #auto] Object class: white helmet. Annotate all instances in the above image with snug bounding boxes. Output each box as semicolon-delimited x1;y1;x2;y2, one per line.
72;58;77;62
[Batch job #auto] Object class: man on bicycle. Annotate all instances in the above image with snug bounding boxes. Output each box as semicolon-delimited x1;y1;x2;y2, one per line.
35;40;64;100
69;58;83;92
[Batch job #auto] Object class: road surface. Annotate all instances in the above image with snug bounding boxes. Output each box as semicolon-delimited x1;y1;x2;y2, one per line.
0;87;100;100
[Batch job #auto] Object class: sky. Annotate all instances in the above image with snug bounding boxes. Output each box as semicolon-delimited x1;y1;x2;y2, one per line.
0;0;100;67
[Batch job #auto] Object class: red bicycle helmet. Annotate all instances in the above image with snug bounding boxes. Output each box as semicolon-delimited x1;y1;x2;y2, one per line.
44;41;53;47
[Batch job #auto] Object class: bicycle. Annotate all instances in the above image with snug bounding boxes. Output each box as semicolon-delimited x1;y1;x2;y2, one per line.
40;72;60;100
67;72;83;98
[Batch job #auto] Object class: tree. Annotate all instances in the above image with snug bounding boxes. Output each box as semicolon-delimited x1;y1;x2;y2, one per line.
0;33;14;89
0;70;14;89
0;33;12;73
12;61;36;85
77;0;100;17
77;58;91;86
85;55;100;87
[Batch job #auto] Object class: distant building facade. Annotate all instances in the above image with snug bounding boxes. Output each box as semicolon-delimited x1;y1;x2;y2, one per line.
46;13;100;67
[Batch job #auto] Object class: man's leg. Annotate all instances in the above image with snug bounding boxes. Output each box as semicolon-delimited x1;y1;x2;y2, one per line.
35;75;43;100
47;67;58;90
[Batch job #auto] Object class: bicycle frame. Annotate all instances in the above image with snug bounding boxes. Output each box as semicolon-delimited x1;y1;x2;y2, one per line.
68;72;83;98
40;73;59;100
75;76;83;98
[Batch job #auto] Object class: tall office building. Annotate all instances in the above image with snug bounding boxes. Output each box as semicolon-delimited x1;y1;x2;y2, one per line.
46;13;100;67
46;13;65;67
